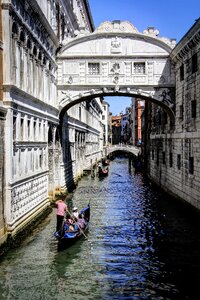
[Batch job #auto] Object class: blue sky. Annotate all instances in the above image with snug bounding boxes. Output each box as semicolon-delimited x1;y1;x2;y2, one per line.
89;0;200;115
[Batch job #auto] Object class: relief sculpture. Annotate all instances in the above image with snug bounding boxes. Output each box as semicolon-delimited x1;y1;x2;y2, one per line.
111;36;122;53
111;63;120;74
159;88;175;107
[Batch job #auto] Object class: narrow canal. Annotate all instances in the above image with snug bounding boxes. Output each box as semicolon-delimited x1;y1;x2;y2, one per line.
0;157;200;300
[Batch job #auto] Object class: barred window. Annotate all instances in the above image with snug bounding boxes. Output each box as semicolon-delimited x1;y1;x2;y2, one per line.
177;154;181;170
156;149;159;166
133;62;145;74
79;106;81;121
192;53;198;74
179;104;183;120
88;63;100;75
162;152;166;164
191;100;196;118
189;157;194;174
180;64;184;81
169;152;173;167
152;149;154;160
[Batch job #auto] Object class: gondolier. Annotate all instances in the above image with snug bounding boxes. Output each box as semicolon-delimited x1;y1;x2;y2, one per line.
55;199;68;233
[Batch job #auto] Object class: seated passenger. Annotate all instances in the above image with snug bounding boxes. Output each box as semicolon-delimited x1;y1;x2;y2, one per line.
77;214;86;229
68;224;75;232
72;207;79;219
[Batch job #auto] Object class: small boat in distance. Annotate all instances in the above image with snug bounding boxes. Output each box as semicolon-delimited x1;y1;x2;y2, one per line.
102;159;110;166
98;165;109;177
54;204;90;249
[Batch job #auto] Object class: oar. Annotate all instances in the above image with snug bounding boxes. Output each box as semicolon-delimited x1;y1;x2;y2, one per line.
112;172;122;177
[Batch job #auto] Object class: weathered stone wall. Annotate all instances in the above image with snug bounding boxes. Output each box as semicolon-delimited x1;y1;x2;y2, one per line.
0;112;6;244
0;0;96;246
148;19;200;210
0;1;6;244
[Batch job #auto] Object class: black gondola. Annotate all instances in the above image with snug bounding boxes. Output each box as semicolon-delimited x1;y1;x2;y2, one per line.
98;165;109;177
98;168;109;177
54;204;90;248
102;159;110;166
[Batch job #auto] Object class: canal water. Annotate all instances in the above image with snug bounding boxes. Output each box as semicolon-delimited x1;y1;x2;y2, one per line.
0;157;200;300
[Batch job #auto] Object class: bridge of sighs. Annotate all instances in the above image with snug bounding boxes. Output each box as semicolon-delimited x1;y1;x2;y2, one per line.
57;20;176;121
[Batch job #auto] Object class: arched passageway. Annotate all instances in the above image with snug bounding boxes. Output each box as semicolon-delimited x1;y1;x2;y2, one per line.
59;92;175;125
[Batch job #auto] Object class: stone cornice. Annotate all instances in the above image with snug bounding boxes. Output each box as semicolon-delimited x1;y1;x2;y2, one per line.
171;18;200;61
60;31;174;56
3;84;59;122
83;0;95;32
13;141;47;147
58;54;170;60
0;105;7;117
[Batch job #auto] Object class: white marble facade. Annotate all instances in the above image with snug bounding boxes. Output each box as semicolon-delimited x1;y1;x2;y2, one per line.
1;0;99;239
57;20;176;122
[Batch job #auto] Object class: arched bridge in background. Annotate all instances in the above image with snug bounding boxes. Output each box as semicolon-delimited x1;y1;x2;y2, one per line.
106;145;141;157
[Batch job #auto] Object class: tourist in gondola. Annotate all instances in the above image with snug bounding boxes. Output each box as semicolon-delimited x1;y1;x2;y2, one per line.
77;214;86;229
72;207;79;219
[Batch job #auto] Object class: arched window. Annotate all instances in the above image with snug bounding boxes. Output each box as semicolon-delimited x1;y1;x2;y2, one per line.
55;128;60;143
42;56;46;66
48;126;53;145
12;22;18;36
19;31;25;43
33;45;37;57
27;39;31;50
38;51;42;61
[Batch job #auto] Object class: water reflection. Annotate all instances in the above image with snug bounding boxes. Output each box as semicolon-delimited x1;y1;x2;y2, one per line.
0;157;200;299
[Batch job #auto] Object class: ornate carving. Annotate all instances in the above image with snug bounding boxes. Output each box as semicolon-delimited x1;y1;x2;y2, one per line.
111;37;122;53
156;88;175;107
61;90;72;102
68;76;73;84
111;63;120;74
11;175;48;221
114;86;119;92
95;21;138;34
90;89;95;95
143;27;159;36
149;91;154;98
113;76;119;84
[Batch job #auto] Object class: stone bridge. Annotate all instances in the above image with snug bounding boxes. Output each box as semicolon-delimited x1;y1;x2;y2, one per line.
57;20;176;122
106;145;141;157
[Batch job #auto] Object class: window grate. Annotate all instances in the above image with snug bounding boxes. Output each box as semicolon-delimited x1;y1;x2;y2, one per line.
133;62;145;74
88;63;100;75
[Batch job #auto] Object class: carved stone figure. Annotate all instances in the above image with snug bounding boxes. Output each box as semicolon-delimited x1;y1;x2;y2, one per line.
111;37;122;53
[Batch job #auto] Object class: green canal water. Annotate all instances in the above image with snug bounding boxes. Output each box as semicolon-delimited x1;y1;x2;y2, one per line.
0;157;200;300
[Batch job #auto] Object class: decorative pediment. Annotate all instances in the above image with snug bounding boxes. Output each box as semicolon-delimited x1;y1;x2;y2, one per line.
95;20;138;34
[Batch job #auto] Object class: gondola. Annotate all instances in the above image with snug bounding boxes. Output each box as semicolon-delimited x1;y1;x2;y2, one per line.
98;166;109;177
54;204;90;248
102;159;110;166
